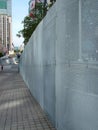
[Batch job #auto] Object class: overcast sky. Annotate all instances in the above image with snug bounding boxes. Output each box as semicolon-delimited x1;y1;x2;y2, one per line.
12;0;29;47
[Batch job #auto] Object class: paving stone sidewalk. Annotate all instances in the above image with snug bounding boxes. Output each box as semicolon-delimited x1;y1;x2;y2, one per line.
0;68;56;130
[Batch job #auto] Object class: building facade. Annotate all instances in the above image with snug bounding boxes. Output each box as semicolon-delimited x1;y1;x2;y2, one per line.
0;0;12;54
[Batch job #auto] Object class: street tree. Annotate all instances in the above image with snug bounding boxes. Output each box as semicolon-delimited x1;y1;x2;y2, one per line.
17;16;40;44
17;1;56;45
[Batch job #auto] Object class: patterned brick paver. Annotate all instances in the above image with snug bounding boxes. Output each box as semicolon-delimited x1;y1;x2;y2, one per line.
0;68;56;130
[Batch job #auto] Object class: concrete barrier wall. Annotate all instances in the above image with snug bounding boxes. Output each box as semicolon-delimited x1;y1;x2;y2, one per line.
20;0;98;129
20;5;57;125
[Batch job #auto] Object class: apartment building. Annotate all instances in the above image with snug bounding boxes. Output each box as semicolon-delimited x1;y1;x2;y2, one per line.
0;0;12;54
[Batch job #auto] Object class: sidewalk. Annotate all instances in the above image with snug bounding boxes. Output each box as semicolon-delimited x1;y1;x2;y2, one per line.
0;67;56;130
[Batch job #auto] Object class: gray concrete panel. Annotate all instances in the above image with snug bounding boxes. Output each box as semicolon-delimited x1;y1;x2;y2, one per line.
20;0;98;130
56;87;98;130
43;65;56;125
82;0;98;61
56;0;79;63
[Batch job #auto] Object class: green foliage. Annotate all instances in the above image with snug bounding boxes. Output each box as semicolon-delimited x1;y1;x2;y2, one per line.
17;3;45;45
17;16;40;44
17;1;56;45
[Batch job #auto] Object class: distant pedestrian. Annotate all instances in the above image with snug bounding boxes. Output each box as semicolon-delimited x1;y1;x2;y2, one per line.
0;58;4;71
17;53;20;73
1;65;3;71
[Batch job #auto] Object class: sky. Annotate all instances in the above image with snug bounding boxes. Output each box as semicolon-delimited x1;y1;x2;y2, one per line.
12;0;29;47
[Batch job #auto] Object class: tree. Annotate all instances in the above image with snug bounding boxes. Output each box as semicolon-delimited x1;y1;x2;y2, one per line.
17;16;40;44
17;2;45;45
17;1;56;45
